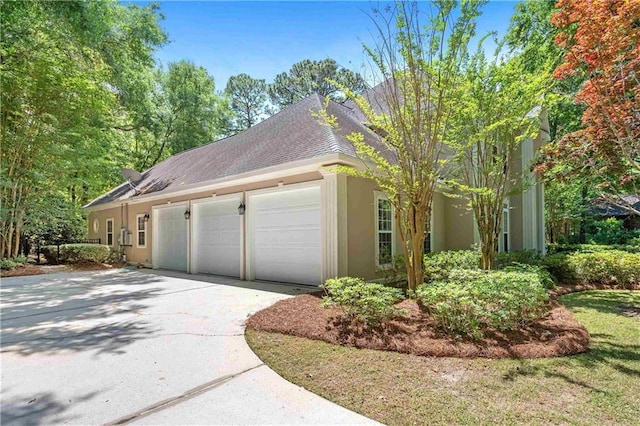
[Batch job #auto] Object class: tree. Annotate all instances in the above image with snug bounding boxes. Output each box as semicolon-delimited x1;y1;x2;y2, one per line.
225;73;268;131
0;0;166;257
550;0;640;215
318;1;483;290
448;47;548;269
269;58;367;110
135;60;233;169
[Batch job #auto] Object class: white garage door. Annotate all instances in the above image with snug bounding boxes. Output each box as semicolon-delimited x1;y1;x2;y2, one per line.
153;204;188;271
191;197;242;277
250;186;322;285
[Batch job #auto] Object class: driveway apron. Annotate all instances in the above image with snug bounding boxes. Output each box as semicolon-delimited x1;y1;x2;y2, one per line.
1;269;377;425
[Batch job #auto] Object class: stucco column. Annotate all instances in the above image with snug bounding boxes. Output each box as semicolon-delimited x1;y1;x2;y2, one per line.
320;167;348;281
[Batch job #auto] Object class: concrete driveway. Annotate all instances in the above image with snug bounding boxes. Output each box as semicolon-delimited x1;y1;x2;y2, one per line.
1;269;376;425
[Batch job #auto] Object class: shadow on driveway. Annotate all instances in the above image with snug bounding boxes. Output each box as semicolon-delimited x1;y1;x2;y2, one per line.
1;270;164;356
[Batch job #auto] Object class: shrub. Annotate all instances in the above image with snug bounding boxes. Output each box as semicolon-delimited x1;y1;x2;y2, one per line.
416;271;549;340
495;250;542;268
42;244;111;264
502;263;556;289
567;251;640;288
547;243;640;254
585;217;639;245
424;249;480;282
322;277;406;327
0;256;28;270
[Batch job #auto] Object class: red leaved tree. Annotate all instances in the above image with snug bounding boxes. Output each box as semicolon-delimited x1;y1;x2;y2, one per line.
549;0;640;214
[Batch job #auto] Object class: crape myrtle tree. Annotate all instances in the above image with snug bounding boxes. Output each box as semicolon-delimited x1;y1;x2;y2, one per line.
543;0;640;216
318;0;483;290
447;45;549;270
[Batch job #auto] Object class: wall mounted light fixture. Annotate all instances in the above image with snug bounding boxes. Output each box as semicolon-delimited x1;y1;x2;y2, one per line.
238;202;246;215
143;213;150;222
184;209;191;220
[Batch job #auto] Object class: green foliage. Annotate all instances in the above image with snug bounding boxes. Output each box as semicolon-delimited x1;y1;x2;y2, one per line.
0;256;28;270
542;250;640;288
447;39;550;270
546;243;640;254
584;218;640;245
423;250;481;282
567;251;640;288
502;263;556;289
268;58;366;110
0;0;166;257
42;244;111;264
416;271;549;340
321;277;405;327
495;250;542;268
224;73;268;130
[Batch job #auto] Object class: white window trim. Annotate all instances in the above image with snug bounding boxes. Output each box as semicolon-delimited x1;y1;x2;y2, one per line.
106;218;114;247
374;191;395;268
136;214;147;249
499;202;510;253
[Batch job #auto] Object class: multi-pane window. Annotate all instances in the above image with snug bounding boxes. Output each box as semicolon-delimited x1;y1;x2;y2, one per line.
136;214;146;248
106;218;114;246
502;203;510;252
376;197;393;265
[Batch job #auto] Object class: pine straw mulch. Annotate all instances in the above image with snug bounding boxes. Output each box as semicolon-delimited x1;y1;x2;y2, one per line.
0;262;118;278
246;290;597;359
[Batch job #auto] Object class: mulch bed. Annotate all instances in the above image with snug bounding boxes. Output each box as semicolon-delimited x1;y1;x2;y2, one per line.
246;292;591;359
549;283;640;297
0;262;117;278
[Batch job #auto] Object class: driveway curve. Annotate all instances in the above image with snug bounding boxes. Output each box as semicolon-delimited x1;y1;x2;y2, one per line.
1;268;377;425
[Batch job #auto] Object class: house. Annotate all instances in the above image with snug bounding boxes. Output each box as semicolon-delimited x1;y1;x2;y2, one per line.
590;195;640;230
85;88;549;285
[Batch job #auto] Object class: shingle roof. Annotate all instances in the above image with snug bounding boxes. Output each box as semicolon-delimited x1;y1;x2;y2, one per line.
590;195;640;217
86;93;386;208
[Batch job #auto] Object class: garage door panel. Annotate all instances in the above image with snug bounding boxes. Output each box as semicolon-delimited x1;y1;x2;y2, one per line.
251;186;322;285
154;205;188;271
192;198;241;277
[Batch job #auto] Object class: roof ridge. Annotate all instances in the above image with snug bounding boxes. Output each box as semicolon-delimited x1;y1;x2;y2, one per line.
309;93;343;155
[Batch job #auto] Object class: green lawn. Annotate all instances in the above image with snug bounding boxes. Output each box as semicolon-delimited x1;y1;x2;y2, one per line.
246;290;640;425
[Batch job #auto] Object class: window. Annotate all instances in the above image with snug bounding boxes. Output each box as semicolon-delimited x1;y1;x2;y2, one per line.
375;194;393;266
501;202;510;253
136;214;146;248
106;218;114;246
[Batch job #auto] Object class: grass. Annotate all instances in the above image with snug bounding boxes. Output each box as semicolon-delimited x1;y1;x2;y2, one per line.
246;290;640;425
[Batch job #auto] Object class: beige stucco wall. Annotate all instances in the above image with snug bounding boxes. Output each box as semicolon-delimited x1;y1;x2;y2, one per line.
442;195;475;250
345;176;378;280
88;172;323;266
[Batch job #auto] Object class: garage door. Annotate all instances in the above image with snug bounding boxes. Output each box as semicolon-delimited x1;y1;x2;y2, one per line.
191;196;242;277
249;186;321;285
153;204;188;271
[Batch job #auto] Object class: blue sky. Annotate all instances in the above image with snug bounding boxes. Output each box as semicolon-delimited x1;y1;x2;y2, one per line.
131;1;518;90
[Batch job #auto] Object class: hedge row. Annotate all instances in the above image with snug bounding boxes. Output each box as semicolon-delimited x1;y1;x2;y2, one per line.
542;251;640;288
42;244;111;264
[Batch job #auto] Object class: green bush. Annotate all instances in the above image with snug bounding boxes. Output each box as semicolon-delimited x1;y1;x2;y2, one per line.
541;250;640;287
585;217;639;245
416;271;549;340
424;249;480;282
0;256;28;270
495;250;542;268
567;251;640;288
547;243;640;254
502;263;556;289
321;277;406;327
42;244;111;264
